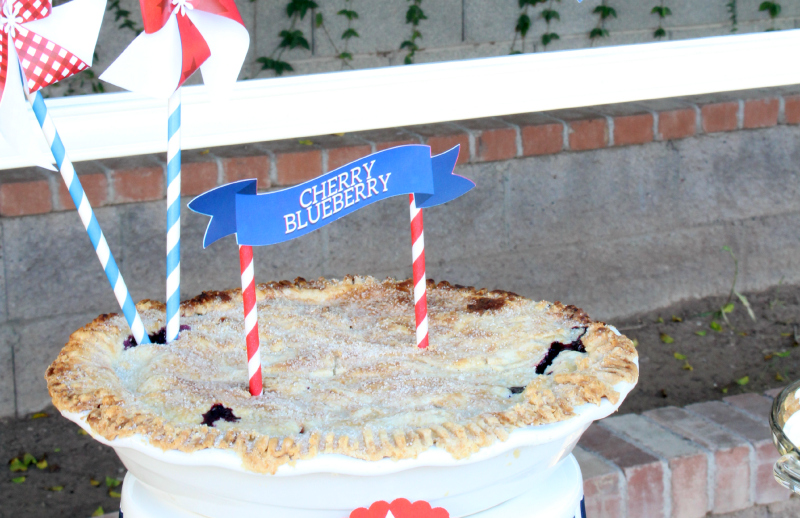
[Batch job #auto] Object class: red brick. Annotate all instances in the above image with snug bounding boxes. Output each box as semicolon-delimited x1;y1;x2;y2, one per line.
375;139;418;151
783;95;800;124
613;113;654;146
427;134;470;164
645;406;751;514
112;166;164;203
58;172;107;210
766;386;786;399
701;102;739;133
521;123;563;156
327;145;373;170
0;177;52;216
603;414;708;518
568;118;608;151
658;108;697;141
670;454;709;518
743;98;779;129
574;447;624;518
276;150;322;185
181;160;218;196
579;425;666;518
724;392;773;422
222;155;271;189
475;127;517;162
688;401;789;505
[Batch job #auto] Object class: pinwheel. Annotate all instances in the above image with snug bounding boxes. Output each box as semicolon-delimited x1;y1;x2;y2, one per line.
100;0;249;344
0;0;151;346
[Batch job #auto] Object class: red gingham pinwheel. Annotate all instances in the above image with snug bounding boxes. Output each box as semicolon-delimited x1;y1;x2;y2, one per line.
0;0;105;168
99;0;249;99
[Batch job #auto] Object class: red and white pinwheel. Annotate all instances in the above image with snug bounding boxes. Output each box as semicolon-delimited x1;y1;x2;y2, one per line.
0;0;105;168
99;0;249;99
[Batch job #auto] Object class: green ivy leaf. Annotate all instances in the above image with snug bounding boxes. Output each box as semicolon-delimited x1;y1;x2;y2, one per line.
91;507;105;517
406;4;427;25
775;351;792;358
339;52;353;61
315;12;323;28
337;9;359;20
541;33;560;46
22;453;36;466
736;375;750;386
516;14;531;38
695;330;707;337
286;0;318;19
341;28;360;40
674;352;687;360
12;476;25;484
759;1;781;18
105;476;122;488
278;29;310;50
590;27;608;39
710;321;723;332
661;333;675;344
654;27;667;38
722;303;735;314
48;486;64;492
36;459;48;470
541;9;560;23
109;490;122;498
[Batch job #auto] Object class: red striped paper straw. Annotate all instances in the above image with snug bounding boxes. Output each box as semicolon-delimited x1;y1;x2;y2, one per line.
409;194;429;349
239;245;262;396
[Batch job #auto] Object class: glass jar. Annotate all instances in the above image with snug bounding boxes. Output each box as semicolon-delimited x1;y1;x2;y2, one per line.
770;380;800;493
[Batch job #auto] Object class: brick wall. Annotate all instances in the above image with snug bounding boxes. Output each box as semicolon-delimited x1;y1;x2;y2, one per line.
578;388;796;518
5;88;799;218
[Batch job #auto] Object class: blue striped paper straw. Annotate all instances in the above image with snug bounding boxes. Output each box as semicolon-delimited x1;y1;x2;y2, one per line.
28;91;150;346
166;88;181;342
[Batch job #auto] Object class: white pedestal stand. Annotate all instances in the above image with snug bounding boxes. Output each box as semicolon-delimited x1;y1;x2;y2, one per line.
119;454;585;518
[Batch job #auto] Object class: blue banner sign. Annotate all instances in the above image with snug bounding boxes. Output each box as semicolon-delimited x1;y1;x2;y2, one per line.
189;145;474;247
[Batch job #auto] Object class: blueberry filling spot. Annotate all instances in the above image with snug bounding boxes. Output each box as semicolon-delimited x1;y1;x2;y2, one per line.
535;327;588;375
201;404;240;427
124;325;191;349
509;386;525;394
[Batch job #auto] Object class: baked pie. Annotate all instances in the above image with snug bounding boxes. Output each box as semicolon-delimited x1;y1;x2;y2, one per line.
46;276;638;474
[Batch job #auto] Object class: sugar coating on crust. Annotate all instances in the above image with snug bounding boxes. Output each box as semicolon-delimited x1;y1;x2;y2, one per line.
46;276;638;474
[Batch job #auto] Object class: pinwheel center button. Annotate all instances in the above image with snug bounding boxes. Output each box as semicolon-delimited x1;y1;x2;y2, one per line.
171;0;193;16
0;0;23;38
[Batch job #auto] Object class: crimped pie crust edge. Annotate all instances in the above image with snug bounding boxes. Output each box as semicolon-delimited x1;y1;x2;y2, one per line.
45;277;638;474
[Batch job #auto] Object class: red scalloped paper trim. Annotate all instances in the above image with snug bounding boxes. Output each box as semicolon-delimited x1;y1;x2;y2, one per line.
349;498;449;518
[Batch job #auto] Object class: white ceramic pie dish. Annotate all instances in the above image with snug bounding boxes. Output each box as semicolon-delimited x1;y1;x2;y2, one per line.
61;357;636;518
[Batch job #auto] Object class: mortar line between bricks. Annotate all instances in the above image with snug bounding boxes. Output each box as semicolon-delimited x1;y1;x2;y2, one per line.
683;405;758;507
778;95;787;124
737;99;745;130
351;134;376;153
493;117;523;158
447;122;477;161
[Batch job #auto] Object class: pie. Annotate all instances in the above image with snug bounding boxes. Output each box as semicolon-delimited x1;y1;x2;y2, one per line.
46;276;638;474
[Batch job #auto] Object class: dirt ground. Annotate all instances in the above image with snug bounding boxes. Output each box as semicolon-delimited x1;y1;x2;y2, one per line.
2;283;799;517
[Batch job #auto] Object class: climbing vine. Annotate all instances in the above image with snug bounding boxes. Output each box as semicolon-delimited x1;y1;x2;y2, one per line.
315;0;360;68
759;1;781;31
589;1;616;43
510;0;545;54
400;0;427;64
651;1;671;39
257;0;316;76
540;0;561;50
727;0;738;33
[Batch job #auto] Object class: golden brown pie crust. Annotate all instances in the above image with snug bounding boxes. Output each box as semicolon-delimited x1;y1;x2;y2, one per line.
46;276;637;474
